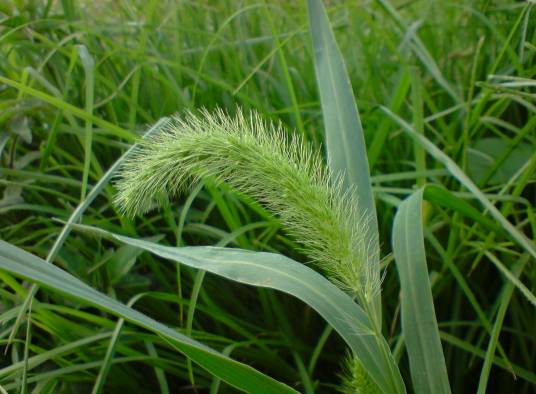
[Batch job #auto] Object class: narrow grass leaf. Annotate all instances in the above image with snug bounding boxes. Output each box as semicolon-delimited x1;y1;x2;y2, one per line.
6;118;170;350
76;45;95;200
0;333;113;379
92;293;146;394
369;67;411;169
381;106;536;261
0;240;298;394
477;255;530;394
485;252;536;308
423;185;502;234
77;225;406;394
375;0;461;103
307;0;377;223
392;188;451;394
307;0;380;322
0;75;133;140
439;331;536;385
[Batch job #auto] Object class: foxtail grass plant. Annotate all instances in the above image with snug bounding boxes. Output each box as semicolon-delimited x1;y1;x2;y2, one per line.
114;108;383;393
1;0;535;392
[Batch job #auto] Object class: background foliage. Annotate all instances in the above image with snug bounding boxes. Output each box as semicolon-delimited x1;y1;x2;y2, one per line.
0;0;535;392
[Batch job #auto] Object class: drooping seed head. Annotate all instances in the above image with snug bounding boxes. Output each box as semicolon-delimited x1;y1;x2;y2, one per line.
115;108;379;299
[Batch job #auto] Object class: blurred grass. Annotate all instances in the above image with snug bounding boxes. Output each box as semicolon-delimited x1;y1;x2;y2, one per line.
0;0;535;393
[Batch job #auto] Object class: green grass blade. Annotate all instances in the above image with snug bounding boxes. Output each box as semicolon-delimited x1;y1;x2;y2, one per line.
0;75;133;140
77;224;406;394
76;45;95;201
369;67;411;170
307;0;380;322
392;188;451;394
477;254;530;394
484;252;536;308
0;333;114;379
20;298;32;394
439;331;536;385
423;185;502;234
423;230;513;375
307;0;377;230
145;341;170;394
262;3;306;138
92;316;126;394
0;241;298;394
92;293;147;394
5;118;170;350
381;106;536;261
375;0;461;103
186;270;206;389
411;68;425;187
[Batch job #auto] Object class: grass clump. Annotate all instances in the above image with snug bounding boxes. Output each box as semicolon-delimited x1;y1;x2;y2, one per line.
1;0;535;392
115;108;378;300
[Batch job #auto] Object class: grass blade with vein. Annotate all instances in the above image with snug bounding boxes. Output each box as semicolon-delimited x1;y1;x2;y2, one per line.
0;240;298;394
392;188;451;394
307;0;381;323
76;224;406;394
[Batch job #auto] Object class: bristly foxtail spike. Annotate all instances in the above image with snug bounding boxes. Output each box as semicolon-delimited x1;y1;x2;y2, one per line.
339;353;383;394
114;107;380;303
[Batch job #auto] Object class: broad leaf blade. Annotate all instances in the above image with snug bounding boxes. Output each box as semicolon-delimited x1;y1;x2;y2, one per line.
79;225;406;394
0;240;297;394
392;189;451;394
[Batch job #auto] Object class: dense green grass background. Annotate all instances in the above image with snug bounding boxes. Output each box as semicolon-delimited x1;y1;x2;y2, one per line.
1;0;535;392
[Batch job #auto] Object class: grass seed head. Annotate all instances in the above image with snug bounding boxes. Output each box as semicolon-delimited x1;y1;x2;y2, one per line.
115;108;379;298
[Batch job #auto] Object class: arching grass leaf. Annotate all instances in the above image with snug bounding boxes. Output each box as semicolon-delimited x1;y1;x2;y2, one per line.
75;224;406;394
0;240;298;394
